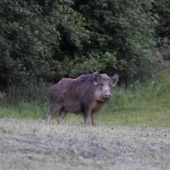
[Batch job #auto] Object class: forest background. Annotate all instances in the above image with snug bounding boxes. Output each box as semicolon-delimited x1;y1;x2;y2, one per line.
1;2;170;169
0;0;170;110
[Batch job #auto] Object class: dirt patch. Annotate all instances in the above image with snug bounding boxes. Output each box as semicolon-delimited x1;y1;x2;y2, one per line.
0;118;170;170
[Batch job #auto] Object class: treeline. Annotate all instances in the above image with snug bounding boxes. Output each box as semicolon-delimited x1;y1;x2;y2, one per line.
0;0;170;89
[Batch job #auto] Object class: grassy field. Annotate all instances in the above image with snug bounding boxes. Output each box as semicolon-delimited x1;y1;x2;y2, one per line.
0;74;170;127
0;74;170;169
0;118;170;170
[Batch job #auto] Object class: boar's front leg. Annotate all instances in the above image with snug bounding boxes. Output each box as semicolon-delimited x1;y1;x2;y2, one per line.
84;110;91;125
91;111;100;126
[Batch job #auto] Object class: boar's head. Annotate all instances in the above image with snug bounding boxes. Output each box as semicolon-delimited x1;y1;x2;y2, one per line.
93;72;119;102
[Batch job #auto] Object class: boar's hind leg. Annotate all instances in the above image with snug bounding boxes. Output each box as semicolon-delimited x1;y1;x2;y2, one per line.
57;111;66;124
47;106;59;123
91;111;99;126
47;111;52;123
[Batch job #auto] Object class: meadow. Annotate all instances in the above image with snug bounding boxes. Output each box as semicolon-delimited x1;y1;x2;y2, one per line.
0;118;170;170
0;74;170;169
1;74;170;127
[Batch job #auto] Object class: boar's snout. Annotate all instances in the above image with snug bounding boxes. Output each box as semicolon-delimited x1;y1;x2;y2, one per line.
104;93;112;99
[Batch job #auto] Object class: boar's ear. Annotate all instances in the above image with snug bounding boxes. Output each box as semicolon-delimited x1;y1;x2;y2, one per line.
93;72;102;85
111;74;119;87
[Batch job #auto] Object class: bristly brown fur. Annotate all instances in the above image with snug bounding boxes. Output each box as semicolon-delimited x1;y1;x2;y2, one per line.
47;72;119;125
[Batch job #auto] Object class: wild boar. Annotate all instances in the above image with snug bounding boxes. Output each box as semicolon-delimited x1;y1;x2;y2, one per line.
47;72;119;126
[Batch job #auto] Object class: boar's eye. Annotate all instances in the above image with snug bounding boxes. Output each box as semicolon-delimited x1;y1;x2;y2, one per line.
100;84;104;86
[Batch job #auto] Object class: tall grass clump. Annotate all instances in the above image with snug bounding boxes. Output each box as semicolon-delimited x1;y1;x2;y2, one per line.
0;79;51;120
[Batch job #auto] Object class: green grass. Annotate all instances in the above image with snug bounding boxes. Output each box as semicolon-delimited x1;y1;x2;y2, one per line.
1;118;170;170
1;74;170;127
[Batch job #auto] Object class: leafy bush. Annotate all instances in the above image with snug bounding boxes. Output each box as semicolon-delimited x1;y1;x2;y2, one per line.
72;0;157;81
0;0;158;89
0;0;89;87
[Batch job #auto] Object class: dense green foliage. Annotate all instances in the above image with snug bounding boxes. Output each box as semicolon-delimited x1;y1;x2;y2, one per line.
152;0;170;61
72;0;156;81
0;0;170;91
0;0;84;87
